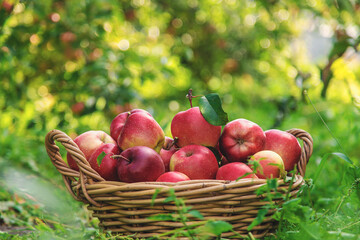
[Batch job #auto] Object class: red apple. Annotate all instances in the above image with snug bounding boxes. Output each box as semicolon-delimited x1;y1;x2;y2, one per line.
110;109;150;142
1;1;13;13
67;131;116;171
169;145;219;180
71;102;85;115
250;150;285;179
264;129;302;172
216;162;258;181
156;171;190;182
110;109;165;153
219;119;265;162
117;146;165;183
171;107;221;147
160;137;178;172
88;143;121;181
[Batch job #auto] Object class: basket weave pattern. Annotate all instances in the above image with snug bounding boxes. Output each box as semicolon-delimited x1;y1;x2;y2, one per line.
45;128;313;238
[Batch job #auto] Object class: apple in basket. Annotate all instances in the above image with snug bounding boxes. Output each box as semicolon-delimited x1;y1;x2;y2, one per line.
171;106;221;147
159;137;179;172
67;131;116;171
110;109;165;153
216;162;258;181
88;143;121;181
219;118;266;162
156;171;190;183
250;150;285;179
169;145;219;180
264;129;301;172
117;146;165;183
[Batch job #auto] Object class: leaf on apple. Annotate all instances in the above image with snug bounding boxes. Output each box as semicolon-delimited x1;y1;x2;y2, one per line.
97;151;106;166
206;146;222;167
199;93;228;126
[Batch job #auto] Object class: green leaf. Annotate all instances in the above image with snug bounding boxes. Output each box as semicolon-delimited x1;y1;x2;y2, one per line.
151;188;161;207
328;40;349;59
164;188;176;203
267;178;278;190
248;158;262;174
206;146;222;167
313;152;353;184
188;210;204;220
148;214;175;221
331;152;353;165
97;151;106;166
235;172;253;181
201;220;233;235
247;207;269;231
199;93;228;126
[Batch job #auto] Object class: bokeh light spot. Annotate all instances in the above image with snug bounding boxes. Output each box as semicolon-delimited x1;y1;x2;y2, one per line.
245;14;256;26
168;101;180;111
96;97;106;111
319;24;333;38
103;22;112;32
80;40;89;48
38;86;49;97
287;66;298;78
148;26;160;40
30;34;40;45
278;9;289;21
181;33;193;45
259;61;270;73
172;18;183;28
260;39;271;49
13;3;25;14
118;39;130;51
208;77;221;90
50;13;61;22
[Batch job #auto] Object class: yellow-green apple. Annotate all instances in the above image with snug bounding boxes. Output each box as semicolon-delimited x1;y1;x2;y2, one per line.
169;145;219;179
216;162;258;181
171;107;221;147
88;143;121;181
156;171;190;182
250;150;285;179
160;137;178;172
117;146;165;183
219;119;265;162
264;129;301;172
110;109;165;153
67;131;116;171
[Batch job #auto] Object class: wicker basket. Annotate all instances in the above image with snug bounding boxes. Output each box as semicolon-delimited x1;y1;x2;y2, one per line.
45;128;313;239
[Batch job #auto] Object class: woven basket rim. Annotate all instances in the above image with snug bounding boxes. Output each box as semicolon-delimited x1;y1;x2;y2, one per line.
45;128;313;201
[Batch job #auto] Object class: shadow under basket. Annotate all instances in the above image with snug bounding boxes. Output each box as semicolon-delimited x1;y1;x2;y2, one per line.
45;128;313;239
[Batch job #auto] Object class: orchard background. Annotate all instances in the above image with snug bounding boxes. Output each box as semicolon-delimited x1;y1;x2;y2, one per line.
1;0;360;239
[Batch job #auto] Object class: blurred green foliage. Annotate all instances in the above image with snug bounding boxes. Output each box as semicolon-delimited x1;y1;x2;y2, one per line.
1;0;360;239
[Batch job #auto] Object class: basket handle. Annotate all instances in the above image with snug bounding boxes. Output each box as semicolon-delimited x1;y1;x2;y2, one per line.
45;129;104;206
286;128;313;177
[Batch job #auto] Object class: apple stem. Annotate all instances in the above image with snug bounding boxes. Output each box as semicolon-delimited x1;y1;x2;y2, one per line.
166;137;178;150
186;89;201;108
111;154;130;163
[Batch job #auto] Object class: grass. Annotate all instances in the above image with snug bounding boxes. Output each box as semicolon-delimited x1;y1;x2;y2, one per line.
0;97;360;239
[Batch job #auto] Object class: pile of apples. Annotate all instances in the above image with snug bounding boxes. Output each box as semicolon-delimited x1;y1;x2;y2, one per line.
67;105;302;183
